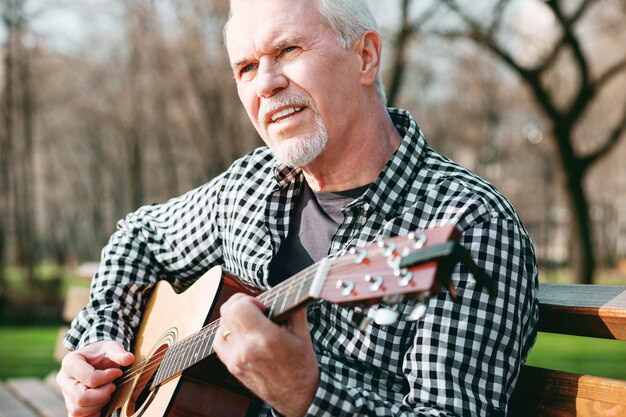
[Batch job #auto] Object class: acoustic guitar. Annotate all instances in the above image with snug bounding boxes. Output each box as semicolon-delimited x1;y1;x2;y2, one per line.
102;224;494;417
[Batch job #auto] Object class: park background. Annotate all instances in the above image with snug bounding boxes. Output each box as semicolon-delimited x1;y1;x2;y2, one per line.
0;0;625;381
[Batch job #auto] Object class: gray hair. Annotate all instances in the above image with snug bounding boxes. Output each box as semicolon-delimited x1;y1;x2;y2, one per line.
225;0;387;104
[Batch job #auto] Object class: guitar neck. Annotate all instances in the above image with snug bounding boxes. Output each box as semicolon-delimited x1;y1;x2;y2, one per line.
152;261;324;387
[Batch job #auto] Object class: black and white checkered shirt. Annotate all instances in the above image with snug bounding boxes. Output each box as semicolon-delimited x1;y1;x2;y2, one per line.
66;108;538;416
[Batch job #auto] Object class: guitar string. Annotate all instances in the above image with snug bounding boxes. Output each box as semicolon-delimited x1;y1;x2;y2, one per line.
111;240;423;389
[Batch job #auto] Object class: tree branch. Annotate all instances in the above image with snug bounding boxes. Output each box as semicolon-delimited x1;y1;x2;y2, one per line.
546;0;596;124
487;0;509;38
441;0;562;121
546;0;593;84
525;1;592;79
594;58;626;91
580;100;626;172
386;0;440;106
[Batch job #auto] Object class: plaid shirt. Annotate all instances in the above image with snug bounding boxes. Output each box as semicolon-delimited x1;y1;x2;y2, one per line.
66;108;538;416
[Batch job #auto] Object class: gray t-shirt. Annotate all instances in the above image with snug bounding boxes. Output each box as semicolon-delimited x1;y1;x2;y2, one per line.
267;182;369;286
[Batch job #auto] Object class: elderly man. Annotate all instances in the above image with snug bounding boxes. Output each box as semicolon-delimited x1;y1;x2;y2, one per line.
57;0;538;416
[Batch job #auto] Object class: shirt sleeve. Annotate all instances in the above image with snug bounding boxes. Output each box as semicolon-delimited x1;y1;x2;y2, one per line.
64;176;226;350
302;217;539;416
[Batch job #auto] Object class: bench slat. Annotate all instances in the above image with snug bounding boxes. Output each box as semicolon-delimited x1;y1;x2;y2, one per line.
537;284;626;340
0;385;40;417
5;378;66;417
509;365;626;417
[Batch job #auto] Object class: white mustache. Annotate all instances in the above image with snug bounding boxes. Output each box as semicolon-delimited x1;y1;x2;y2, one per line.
259;95;315;127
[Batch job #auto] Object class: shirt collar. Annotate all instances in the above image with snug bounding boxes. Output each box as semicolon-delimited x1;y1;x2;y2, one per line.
362;108;427;218
274;163;301;188
272;107;427;217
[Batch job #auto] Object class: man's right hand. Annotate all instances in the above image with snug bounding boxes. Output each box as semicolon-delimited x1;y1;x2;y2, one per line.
56;340;134;417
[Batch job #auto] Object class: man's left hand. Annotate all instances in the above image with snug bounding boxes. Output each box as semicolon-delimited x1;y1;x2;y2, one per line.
213;293;319;417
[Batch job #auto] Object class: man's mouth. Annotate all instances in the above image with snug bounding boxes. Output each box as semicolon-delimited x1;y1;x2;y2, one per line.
269;107;305;123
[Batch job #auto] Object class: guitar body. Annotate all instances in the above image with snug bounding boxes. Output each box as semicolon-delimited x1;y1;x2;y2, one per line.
102;266;262;417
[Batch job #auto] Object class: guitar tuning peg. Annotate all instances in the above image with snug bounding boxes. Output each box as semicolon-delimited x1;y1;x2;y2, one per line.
347;308;371;331
368;306;400;326
406;302;427;321
336;280;355;297
407;231;428;249
349;246;368;264
376;236;397;256
364;274;384;292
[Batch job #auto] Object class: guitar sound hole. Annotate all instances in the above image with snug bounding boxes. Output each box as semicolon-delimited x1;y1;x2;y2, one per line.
128;344;168;415
135;372;157;410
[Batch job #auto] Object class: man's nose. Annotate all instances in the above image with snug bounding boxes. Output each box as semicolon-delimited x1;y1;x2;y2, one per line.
256;57;288;98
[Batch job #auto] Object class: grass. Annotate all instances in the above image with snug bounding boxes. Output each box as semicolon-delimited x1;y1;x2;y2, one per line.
1;326;625;381
526;332;626;380
0;326;60;379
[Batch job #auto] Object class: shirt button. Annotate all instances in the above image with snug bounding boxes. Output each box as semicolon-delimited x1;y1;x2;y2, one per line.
256;269;264;279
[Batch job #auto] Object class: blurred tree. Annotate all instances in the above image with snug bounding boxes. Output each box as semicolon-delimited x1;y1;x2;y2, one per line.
1;0;38;288
388;0;626;283
386;0;441;107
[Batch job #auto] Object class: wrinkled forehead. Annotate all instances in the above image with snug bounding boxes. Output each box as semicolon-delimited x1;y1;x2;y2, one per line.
226;0;321;31
225;0;326;53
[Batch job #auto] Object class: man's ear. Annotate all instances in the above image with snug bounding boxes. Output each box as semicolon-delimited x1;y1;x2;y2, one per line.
355;30;382;87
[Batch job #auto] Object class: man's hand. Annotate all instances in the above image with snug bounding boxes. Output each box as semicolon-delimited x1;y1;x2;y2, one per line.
56;340;134;417
213;293;320;417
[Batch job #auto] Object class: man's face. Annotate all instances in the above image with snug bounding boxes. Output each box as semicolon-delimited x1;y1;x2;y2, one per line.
226;0;362;168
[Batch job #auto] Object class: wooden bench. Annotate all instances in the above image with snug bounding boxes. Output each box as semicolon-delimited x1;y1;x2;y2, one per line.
0;375;66;417
0;264;94;417
509;283;626;416
1;283;624;416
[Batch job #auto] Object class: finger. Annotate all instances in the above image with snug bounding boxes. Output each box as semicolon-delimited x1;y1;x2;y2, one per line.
65;394;110;417
83;341;134;369
221;295;270;332
103;341;134;367
213;327;231;363
58;356;118;417
222;293;266;314
285;308;311;340
71;381;117;408
64;353;123;388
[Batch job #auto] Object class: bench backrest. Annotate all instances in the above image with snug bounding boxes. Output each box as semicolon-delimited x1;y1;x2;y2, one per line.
508;283;626;416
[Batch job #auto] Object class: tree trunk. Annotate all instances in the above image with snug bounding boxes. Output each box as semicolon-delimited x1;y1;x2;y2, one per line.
16;34;37;284
553;125;595;284
386;0;412;107
128;125;144;210
0;21;15;292
566;181;595;284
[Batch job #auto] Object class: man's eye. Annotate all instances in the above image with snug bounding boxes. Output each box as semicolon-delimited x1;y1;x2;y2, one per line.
279;46;301;58
241;64;256;74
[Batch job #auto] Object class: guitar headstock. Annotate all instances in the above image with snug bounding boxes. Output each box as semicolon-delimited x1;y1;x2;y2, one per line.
310;225;464;324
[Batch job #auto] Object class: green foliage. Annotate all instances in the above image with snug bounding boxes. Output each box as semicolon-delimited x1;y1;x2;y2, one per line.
0;326;59;379
0;265;92;324
2;264;90;297
526;332;626;380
